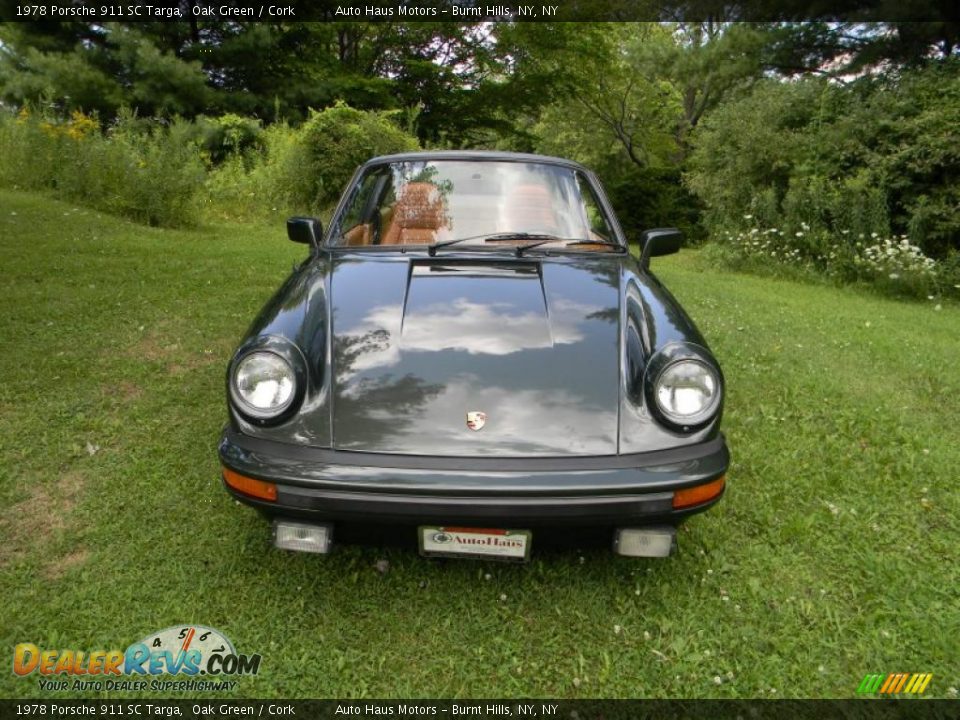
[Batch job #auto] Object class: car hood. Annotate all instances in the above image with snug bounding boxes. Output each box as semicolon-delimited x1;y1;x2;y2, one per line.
329;255;621;456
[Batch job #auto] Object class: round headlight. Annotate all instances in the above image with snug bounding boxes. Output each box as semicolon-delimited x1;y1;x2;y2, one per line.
655;359;721;426
231;351;296;418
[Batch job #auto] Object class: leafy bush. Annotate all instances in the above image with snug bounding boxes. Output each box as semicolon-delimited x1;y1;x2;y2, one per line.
203;122;306;223
108;113;206;226
604;168;705;245
204;102;419;223
195;114;264;165
0;107;204;227
715;220;952;299
686;61;960;260
1;102;420;227
296;101;419;209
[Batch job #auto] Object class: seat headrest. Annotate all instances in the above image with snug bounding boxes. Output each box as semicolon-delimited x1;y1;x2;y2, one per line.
394;182;446;230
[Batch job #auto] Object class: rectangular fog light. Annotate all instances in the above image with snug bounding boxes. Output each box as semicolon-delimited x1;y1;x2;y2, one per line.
614;527;676;558
273;520;333;554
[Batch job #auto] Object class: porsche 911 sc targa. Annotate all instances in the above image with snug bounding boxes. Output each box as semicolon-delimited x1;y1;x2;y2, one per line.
219;151;729;560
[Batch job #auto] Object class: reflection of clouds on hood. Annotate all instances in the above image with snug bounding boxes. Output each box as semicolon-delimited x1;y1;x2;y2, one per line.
340;296;600;374
364;378;617;455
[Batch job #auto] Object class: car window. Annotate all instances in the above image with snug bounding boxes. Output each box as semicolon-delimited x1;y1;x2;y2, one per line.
576;172;614;242
338;168;390;247
331;160;619;251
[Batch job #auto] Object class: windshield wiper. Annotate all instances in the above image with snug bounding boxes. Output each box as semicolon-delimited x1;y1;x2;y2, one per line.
428;232;573;256
563;239;625;252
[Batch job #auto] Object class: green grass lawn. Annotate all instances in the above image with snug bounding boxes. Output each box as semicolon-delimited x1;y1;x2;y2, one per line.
1;189;957;699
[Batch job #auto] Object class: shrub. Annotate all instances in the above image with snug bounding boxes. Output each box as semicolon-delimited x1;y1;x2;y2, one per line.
195;113;264;165
604;168;705;244
687;62;960;260
0;106;205;227
107;112;206;227
296;101;420;209
203;122;314;223
716;220;950;299
204;102;420;223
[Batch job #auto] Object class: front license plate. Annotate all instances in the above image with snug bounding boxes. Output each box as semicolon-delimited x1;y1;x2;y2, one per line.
419;526;532;562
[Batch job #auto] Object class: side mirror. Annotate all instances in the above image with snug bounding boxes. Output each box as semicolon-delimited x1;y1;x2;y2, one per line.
639;227;682;269
287;216;322;248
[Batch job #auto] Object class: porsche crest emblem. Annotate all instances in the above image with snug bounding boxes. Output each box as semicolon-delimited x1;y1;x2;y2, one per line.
466;411;487;431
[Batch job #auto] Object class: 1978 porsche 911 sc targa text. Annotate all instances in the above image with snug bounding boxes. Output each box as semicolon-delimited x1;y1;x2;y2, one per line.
219;152;729;560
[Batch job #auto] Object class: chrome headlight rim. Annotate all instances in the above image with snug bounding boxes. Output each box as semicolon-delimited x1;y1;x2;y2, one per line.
228;337;307;426
644;343;723;433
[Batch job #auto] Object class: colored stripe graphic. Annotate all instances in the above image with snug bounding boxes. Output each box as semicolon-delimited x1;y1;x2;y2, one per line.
879;674;897;693
858;672;932;694
857;674;885;693
913;673;933;694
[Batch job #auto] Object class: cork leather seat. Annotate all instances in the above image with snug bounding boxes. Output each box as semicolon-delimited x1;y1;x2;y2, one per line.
381;182;447;245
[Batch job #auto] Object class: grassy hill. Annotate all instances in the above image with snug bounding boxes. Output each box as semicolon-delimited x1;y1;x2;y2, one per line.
1;189;957;699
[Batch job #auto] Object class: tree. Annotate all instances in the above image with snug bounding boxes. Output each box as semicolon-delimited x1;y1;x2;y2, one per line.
0;23;217;116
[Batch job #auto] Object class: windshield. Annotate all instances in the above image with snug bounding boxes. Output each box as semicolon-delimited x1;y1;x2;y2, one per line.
330;160;619;251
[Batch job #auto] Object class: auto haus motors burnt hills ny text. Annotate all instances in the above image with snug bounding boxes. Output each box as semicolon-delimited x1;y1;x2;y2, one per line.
334;4;559;17
335;703;560;716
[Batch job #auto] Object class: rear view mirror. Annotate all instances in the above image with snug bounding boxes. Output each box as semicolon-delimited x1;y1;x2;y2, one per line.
639;228;682;269
287;217;322;248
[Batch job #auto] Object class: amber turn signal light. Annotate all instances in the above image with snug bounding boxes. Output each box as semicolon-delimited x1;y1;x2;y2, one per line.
223;467;277;502
673;476;725;509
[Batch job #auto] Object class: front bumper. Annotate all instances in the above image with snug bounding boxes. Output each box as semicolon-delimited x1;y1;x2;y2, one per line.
218;428;729;526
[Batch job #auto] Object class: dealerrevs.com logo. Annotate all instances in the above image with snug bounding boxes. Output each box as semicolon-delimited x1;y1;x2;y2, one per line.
13;625;261;692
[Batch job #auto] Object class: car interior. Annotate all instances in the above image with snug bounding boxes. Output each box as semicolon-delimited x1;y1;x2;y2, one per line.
339;164;617;251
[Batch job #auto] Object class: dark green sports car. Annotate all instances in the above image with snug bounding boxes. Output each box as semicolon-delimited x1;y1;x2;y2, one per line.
219;151;728;560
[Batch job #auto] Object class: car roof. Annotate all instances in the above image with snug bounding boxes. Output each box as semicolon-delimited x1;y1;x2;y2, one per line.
362;150;589;171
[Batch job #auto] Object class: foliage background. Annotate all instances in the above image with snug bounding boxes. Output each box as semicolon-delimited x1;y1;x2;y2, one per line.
2;19;959;297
